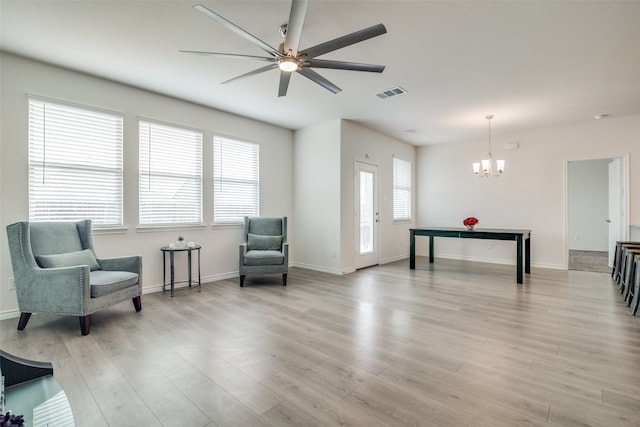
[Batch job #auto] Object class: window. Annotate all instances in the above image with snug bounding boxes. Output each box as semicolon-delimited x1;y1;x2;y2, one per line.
28;98;123;226
393;156;411;220
213;136;259;223
139;120;203;225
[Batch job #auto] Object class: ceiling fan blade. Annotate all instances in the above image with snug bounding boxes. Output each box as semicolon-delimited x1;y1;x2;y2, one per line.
193;4;281;58
283;0;308;56
179;50;274;62
221;64;278;84
306;59;385;73
298;23;387;59
278;72;292;97
297;68;342;94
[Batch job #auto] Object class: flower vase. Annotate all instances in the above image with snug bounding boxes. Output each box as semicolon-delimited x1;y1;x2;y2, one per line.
466;225;474;231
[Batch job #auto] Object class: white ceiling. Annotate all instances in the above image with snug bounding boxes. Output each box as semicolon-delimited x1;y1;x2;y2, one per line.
2;0;640;145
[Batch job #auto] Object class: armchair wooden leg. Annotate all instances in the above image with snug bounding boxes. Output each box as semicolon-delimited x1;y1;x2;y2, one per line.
79;315;91;336
283;273;287;286
17;312;32;331
240;275;245;287
132;296;142;312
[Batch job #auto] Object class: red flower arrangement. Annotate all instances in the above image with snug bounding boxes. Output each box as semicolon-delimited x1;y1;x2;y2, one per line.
463;217;479;227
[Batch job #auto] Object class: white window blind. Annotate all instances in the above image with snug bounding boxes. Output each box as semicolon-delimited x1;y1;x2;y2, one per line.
28;98;123;226
213;136;259;223
393;156;412;220
139;121;203;225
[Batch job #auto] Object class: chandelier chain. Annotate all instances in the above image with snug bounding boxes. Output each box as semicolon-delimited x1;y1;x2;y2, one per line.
485;114;493;156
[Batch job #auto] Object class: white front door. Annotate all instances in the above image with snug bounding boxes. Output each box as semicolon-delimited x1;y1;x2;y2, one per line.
355;161;379;269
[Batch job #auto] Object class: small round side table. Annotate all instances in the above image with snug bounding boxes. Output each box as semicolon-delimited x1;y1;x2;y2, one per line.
160;245;201;297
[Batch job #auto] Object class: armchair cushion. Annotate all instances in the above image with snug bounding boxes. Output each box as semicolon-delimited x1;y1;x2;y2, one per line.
244;250;284;266
247;233;282;251
90;271;139;298
36;249;101;271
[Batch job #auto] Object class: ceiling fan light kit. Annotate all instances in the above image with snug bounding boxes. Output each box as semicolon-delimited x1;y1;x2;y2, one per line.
278;57;299;72
182;1;387;97
473;114;505;178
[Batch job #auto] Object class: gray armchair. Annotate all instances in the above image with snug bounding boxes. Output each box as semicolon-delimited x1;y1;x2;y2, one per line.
6;220;142;335
239;216;288;287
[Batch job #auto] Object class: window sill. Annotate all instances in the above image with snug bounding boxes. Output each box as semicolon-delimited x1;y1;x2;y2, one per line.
211;222;243;230
136;223;207;233
93;226;128;235
392;219;413;224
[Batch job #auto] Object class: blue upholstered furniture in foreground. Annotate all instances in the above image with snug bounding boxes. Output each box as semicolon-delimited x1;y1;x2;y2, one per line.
6;220;142;335
238;217;288;287
1;349;75;425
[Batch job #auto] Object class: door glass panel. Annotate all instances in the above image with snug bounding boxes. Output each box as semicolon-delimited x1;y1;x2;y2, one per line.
360;170;374;254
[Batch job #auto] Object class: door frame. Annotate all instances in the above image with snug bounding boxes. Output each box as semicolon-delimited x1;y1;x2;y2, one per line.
564;154;629;270
354;159;380;269
608;158;623;266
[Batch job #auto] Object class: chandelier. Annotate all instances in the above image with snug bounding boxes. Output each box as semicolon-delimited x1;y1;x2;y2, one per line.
473;114;504;177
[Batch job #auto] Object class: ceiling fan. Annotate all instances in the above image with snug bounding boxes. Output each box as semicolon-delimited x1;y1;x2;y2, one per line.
180;0;387;97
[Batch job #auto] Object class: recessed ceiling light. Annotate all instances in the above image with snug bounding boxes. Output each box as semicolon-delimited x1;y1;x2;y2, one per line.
593;114;610;120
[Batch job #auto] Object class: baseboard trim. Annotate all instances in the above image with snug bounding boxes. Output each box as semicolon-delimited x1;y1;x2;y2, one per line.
0;308;20;320
292;262;353;275
142;272;237;294
380;254;409;264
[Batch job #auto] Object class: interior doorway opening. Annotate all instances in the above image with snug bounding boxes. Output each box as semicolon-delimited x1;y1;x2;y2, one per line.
566;156;627;272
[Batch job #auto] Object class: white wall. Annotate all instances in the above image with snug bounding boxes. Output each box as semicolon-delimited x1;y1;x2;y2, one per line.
292;120;342;273
0;52;293;318
417;114;640;269
292;120;416;274
340;120;416;271
568;159;609;251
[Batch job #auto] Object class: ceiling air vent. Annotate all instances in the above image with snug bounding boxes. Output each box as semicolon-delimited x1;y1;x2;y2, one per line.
376;86;407;99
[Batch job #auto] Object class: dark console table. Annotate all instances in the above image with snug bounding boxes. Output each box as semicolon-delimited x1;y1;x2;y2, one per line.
410;227;531;284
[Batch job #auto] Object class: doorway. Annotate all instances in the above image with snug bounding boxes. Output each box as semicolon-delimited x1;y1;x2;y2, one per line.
567;157;626;271
355;161;379;269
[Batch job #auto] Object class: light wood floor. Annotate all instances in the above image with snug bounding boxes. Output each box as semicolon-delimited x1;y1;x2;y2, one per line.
2;258;639;427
